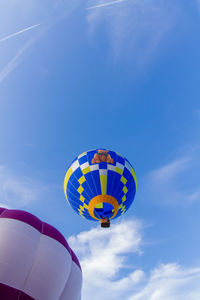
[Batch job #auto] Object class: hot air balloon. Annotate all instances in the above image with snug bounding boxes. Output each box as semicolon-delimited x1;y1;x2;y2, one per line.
64;149;137;227
0;207;82;300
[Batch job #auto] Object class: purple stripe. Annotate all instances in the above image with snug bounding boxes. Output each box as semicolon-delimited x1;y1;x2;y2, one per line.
0;207;6;215
71;249;82;270
0;283;34;300
0;209;42;232
42;222;72;254
0;208;81;269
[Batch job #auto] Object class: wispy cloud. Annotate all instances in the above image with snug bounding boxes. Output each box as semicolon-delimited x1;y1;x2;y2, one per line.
69;219;200;300
150;157;190;181
144;155;200;206
86;0;126;10
129;263;200;300
86;0;178;63
0;23;41;43
0;166;47;208
0;0;82;84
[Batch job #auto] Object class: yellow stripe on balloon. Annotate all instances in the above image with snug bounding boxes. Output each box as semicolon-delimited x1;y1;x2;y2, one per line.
63;167;73;201
131;168;137;190
100;174;107;195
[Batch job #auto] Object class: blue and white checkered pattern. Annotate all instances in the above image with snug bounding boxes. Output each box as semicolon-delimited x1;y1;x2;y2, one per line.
64;149;137;221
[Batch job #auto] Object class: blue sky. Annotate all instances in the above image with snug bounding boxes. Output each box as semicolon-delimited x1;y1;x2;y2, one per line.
0;0;200;299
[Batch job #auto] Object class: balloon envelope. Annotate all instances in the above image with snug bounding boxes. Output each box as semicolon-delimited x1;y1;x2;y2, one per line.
0;207;82;300
64;149;137;223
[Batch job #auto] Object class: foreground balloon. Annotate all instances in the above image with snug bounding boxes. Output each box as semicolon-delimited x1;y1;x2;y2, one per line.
64;149;137;227
0;207;82;300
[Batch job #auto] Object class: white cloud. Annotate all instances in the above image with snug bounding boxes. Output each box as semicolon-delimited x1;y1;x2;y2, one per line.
69;219;144;299
69;220;200;300
150;157;190;181
0;166;47;208
86;0;178;62
144;155;200;206
129;263;200;300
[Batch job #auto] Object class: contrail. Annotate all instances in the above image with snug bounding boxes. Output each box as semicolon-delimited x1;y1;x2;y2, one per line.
0;37;37;83
86;0;126;10
0;23;41;43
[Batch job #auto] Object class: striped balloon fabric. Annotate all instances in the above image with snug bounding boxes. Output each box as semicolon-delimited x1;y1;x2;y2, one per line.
0;207;82;300
64;149;137;225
